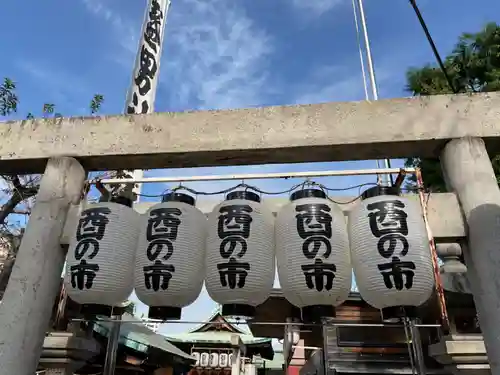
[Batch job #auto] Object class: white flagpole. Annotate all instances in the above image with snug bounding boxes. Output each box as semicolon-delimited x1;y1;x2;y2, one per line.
355;0;393;186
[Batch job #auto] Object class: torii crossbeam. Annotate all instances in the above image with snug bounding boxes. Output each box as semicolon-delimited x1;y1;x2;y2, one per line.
0;92;500;375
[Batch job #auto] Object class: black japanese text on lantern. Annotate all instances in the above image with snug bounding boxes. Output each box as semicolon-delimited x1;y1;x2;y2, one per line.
126;0;163;115
295;204;336;292
216;205;253;289
143;208;182;291
367;200;415;290
71;207;111;290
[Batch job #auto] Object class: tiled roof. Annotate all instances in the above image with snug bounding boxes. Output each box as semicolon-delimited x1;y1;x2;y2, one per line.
165;331;272;345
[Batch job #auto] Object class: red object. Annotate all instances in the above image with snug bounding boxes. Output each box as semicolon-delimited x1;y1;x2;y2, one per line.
286;365;301;375
416;168;450;334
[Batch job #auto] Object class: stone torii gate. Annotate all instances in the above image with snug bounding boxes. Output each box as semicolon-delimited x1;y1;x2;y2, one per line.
0;92;499;375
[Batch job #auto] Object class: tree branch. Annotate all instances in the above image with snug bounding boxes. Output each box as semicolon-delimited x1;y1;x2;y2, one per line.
0;175;38;225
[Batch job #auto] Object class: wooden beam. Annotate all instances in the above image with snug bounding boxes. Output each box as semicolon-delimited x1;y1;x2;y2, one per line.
1;92;500;173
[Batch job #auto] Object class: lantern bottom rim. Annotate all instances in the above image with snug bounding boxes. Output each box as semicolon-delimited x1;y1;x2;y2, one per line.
302;305;336;323
381;306;419;322
149;306;182;320
221;304;256;319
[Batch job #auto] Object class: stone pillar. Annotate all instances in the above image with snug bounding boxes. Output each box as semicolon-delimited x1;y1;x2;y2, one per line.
441;137;500;374
0;157;85;375
230;335;246;375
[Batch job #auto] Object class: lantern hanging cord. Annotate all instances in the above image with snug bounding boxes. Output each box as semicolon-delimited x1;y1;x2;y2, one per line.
119;181;421;203
168;181;380;199
88;180;373;200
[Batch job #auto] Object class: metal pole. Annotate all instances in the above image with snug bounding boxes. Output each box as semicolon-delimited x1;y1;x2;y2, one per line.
103;316;121;375
72;318;441;328
409;319;427;375
350;0;369;102
321;321;330;375
403;318;416;375
95;167;417;185
355;0;393;186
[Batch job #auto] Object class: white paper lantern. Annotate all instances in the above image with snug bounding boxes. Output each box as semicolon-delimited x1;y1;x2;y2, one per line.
348;186;434;319
219;353;229;367
205;191;275;318
193;352;201;366
64;198;139;314
135;192;206;320
210;353;219;367
200;353;209;367
275;189;352;320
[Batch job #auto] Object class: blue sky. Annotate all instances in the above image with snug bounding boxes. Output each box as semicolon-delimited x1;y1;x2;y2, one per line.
1;0;499;337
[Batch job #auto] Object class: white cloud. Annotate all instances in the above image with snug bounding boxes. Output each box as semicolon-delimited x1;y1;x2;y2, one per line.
289;58;398;105
80;0;272;111
291;64;367;104
80;0;139;58
290;0;345;16
161;0;273;110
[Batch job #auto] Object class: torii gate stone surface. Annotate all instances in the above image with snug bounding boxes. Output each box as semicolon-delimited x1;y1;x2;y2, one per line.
0;92;499;375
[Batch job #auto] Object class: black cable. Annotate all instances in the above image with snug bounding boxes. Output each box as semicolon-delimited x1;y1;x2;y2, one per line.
408;0;458;93
93;179;421;203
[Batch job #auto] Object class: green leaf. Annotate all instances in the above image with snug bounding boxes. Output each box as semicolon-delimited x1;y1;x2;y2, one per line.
43;103;55;115
0;77;18;116
90;94;104;114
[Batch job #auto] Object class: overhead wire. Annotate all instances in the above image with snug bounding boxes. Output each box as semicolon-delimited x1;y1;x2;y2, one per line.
407;0;457;94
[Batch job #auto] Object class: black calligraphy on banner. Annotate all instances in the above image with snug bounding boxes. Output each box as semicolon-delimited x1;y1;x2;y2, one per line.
127;0;164;115
143;207;181;291
367;200;415;290
217;205;253;289
70;207;111;290
144;0;163;52
295;203;336;292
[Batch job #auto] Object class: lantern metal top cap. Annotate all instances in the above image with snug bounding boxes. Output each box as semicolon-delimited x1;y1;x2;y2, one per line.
361;185;400;200
110;195;133;207
162;192;196;206
290;188;326;201
226;190;261;203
